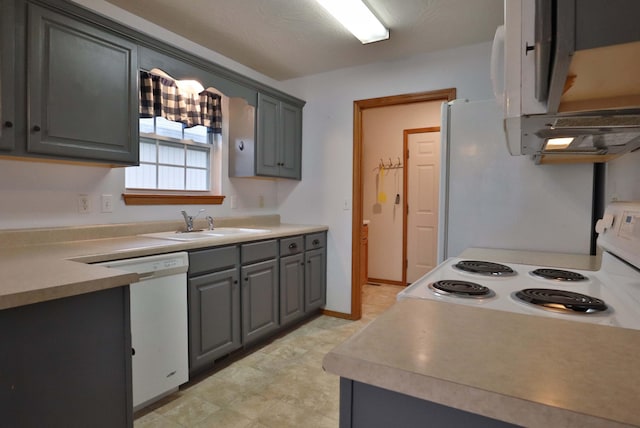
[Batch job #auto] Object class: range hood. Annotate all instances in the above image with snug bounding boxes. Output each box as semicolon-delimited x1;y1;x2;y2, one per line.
499;1;640;164
506;110;640;164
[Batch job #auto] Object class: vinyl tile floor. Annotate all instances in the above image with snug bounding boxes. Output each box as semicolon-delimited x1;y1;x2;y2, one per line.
134;283;399;428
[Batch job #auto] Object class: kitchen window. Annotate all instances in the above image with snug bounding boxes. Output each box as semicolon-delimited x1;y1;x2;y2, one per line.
124;69;225;205
126;117;213;191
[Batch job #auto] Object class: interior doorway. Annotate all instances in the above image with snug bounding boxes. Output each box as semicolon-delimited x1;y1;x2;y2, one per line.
350;89;456;320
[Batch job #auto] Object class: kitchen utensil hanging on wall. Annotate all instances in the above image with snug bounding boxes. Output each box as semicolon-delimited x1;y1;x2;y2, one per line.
377;166;387;203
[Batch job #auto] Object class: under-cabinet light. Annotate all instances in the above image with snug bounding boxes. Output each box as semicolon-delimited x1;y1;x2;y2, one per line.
545;137;574;150
315;0;389;44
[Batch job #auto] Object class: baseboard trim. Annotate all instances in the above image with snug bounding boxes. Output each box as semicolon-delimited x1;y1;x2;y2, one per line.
322;309;358;320
367;278;405;287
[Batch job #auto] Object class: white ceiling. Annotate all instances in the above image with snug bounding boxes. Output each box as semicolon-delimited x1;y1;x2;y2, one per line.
104;0;504;81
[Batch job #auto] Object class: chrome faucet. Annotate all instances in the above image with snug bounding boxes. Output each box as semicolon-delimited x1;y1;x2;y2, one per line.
180;209;204;232
206;216;215;230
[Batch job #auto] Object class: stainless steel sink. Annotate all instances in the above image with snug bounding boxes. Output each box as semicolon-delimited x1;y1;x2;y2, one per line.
140;228;271;241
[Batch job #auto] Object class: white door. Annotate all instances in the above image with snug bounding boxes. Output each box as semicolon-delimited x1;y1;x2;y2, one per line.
406;130;440;283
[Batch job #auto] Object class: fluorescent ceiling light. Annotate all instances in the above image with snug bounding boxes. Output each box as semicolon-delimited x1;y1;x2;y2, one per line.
315;0;389;44
545;137;574;150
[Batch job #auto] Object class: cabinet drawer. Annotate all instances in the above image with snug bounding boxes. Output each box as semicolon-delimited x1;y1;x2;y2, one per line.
188;246;238;276
241;240;277;265
280;236;304;256
305;232;326;250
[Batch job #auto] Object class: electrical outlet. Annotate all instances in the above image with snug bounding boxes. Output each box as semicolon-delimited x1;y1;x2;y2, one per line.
101;194;113;213
78;194;91;214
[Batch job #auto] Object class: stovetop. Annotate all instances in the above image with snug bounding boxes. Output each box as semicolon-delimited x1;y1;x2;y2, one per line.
397;255;640;330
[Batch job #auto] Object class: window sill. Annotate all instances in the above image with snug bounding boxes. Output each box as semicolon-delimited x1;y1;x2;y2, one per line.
122;193;225;205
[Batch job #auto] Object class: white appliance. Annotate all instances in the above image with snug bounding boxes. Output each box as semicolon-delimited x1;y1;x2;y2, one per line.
400;201;640;330
494;0;640;163
438;99;594;260
98;252;189;410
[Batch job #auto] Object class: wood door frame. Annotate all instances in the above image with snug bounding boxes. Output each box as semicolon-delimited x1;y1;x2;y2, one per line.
402;127;441;286
351;88;456;320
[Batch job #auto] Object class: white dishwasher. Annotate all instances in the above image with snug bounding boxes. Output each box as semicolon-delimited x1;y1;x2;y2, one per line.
98;252;189;410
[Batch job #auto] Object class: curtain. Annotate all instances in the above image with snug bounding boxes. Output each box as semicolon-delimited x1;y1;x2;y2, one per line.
139;70;222;134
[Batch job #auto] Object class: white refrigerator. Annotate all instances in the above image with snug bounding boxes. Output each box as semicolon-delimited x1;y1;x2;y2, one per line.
437;99;594;261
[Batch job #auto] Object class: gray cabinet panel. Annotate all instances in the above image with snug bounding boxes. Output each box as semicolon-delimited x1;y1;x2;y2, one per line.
0;287;133;428
341;378;517;428
256;93;280;177
280;253;305;326
280;235;304;256
305;232;326;250
279;101;302;179
305;247;327;312
241;239;278;265
27;3;138;164
241;258;279;344
0;0;16;152
255;92;302;180
189;245;238;276
188;268;241;374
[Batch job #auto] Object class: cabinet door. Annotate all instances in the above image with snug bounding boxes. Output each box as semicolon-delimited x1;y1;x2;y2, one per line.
278;101;302;179
241;258;279;344
188;268;241;374
305;248;327;312
256;92;280;177
27;4;138;164
0;0;16;152
280;253;305;326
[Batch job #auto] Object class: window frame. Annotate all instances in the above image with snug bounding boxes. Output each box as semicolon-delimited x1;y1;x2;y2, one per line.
123;117;225;206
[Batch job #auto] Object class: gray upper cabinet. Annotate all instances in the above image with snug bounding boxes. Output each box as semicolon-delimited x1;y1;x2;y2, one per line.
26;3;138;165
0;0;16;152
256;93;302;180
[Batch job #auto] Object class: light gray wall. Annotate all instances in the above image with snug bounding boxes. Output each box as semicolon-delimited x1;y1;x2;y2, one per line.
278;42;495;314
607;150;640;203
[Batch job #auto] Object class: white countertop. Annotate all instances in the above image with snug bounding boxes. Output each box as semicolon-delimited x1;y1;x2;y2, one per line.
0;222;327;310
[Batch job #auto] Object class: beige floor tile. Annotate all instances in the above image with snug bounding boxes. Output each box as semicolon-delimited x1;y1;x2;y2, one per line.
255;400;337;428
155;395;221;426
134;411;183;428
192;408;255;428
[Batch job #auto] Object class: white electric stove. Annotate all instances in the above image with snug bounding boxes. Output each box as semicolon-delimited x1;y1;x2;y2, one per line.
398;201;640;330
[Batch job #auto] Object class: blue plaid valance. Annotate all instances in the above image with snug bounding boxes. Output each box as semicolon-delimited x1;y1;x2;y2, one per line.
139;70;222;134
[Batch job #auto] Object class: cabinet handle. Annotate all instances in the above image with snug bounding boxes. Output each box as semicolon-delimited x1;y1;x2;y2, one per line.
234;280;238;284
244;277;248;281
32;125;41;132
288;243;297;250
312;239;320;246
132;347;136;356
4;121;12;128
300;262;305;266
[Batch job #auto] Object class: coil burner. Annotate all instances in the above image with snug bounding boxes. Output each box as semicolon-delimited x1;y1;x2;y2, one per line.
530;268;587;282
429;280;494;299
513;288;607;314
453;260;516;277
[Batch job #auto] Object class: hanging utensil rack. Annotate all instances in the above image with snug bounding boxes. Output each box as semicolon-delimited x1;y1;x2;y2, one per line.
374;157;403;171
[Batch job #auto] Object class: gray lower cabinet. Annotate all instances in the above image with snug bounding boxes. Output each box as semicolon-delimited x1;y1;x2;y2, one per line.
256;92;302;180
0;0;16;152
187;234;325;373
305;233;327;312
0;287;133;428
280;252;305;325
340;378;517;428
188;268;241;375
187;246;241;375
241;240;279;344
25;2;138;164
